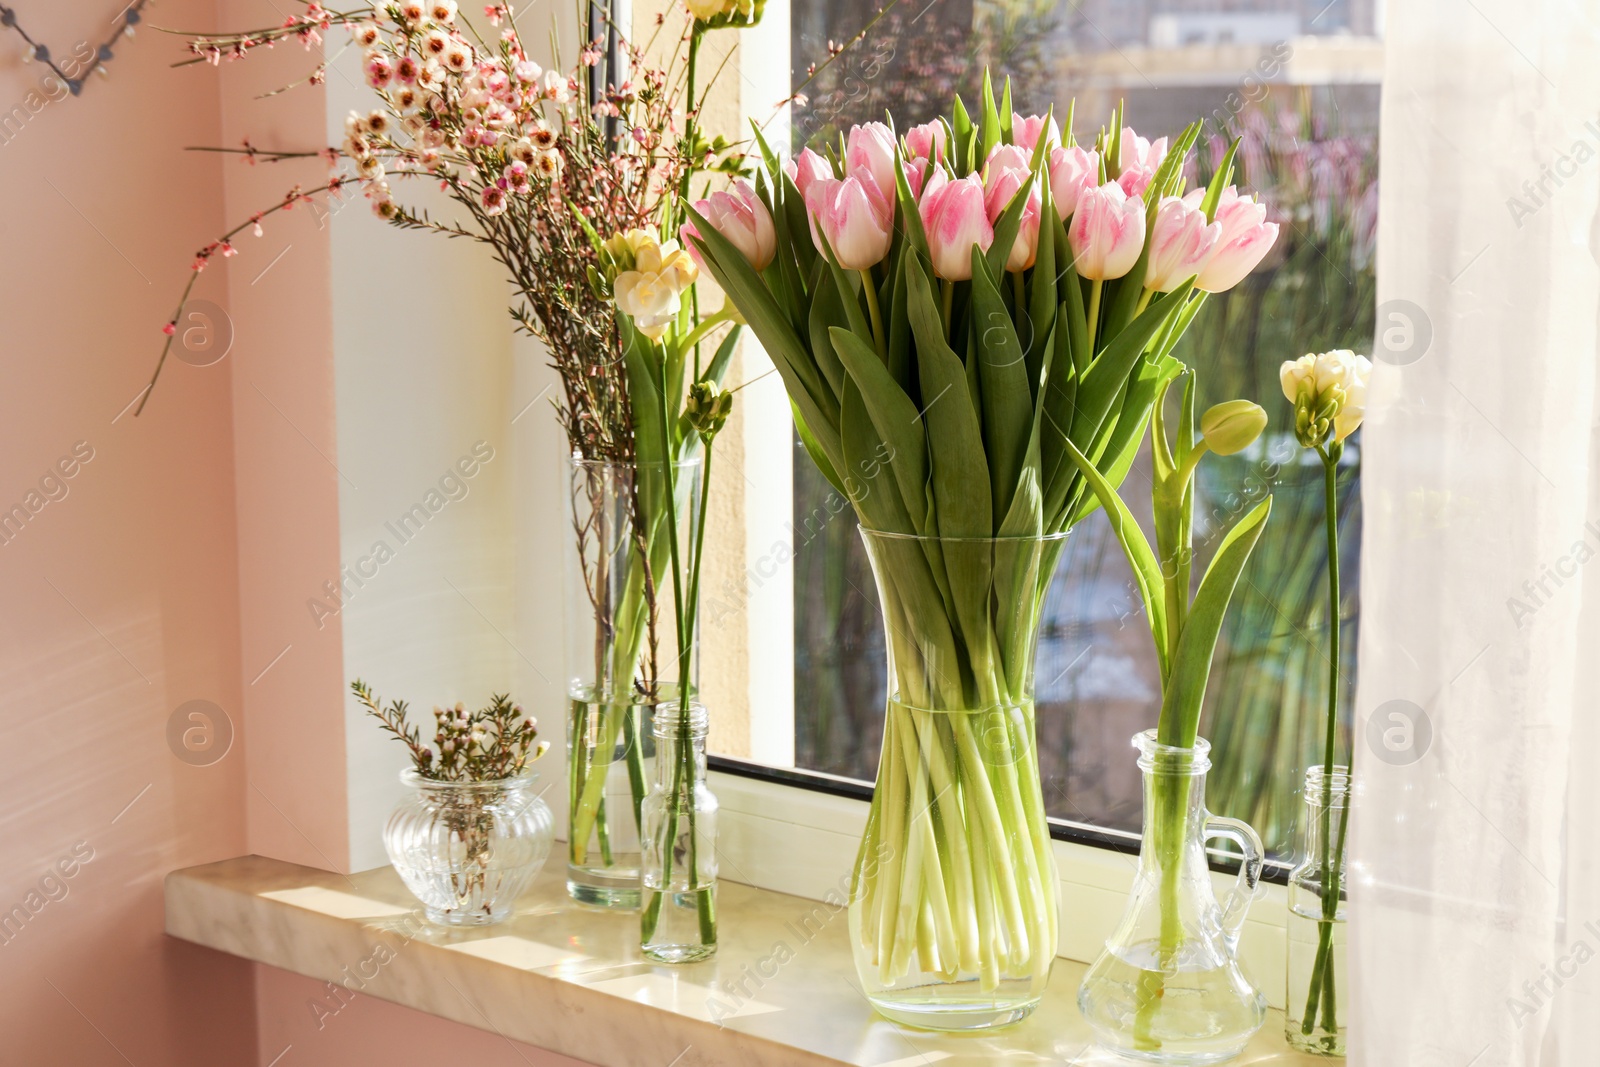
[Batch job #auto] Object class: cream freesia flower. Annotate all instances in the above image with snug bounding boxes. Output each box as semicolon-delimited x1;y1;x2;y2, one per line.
1281;349;1371;447
611;232;698;340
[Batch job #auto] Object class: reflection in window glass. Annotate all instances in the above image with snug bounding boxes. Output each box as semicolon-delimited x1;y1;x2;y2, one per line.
789;0;1378;858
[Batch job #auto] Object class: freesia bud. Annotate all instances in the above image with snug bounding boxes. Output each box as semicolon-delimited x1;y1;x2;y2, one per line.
683;179;775;270
904;120;947;163
845;121;898;210
784;147;832;203
686;380;734;442
919;172;993;281
1067;181;1145;280
1195;187;1280;292
1011;112;1060;152
1279;354;1317;404
805;176;892;271
1047;145;1099;219
1144;195;1220;292
1200;400;1267;455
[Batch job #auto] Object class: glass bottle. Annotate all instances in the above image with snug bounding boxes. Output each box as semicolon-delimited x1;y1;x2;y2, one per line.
1078;730;1267;1063
1286;765;1350;1055
639;701;717;962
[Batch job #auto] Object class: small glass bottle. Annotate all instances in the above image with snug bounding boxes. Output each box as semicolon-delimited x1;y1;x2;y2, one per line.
1286;765;1350;1056
639;701;717;963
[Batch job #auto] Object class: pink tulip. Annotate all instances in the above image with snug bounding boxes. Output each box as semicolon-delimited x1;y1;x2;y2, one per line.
683;178;776;271
1118;127;1168;173
805;176;892;271
1117;165;1155;198
1011;112;1060;152
784;147;832;203
1193;186;1280;292
983;147;1041;272
1068;181;1146;280
1047;145;1100;219
845;121;899;210
1142;195;1220;292
904;120;947;163
904;156;930;199
919;171;993;281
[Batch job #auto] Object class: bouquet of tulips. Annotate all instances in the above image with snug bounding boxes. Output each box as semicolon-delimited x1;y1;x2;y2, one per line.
684;75;1279;1003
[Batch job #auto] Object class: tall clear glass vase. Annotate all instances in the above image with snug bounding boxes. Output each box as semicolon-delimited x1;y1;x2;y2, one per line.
1286;765;1350;1055
1078;732;1267;1064
848;529;1066;1031
564;455;700;908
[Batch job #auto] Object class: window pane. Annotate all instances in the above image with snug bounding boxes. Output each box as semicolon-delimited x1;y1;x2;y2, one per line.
787;0;1379;860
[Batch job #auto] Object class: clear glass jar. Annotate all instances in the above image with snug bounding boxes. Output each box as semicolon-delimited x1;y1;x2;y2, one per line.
383;770;553;926
639;701;717;963
564;456;700;909
1286;765;1350;1056
848;529;1064;1030
1078;731;1267;1064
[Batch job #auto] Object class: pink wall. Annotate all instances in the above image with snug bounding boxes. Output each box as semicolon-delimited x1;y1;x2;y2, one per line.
0;1;254;1061
0;4;587;1064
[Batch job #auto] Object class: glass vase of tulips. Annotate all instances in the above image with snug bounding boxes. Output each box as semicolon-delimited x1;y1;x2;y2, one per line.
684;72;1280;1028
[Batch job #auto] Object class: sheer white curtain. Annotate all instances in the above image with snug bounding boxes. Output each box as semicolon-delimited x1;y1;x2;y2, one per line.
1354;1;1600;1062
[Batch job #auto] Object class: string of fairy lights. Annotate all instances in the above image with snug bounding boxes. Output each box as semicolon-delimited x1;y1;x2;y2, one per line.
0;0;149;96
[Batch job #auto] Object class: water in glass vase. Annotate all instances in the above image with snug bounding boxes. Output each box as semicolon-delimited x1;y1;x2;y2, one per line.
1077;942;1269;1065
567;690;653;908
1286;890;1347;1054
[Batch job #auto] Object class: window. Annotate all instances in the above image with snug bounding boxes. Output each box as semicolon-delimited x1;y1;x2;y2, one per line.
714;0;1379;867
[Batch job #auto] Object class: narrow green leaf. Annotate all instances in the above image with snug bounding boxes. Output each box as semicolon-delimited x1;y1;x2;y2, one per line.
999;77;1014;142
984;175;1033;280
830;326;930;534
952;94;974;174
842;378;918;535
1201;140;1240;221
1025;179;1058;388
792;396;844;496
700;323;742;386
1071;280;1196;457
1159;497;1273;747
979;72;1002;162
968;247;1032;521
1059;436;1169;675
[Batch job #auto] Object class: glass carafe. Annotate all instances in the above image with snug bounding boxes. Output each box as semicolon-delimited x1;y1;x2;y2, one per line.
1078;730;1267;1064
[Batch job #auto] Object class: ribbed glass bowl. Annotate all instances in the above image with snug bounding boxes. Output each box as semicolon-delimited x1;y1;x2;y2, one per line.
383;770;553;926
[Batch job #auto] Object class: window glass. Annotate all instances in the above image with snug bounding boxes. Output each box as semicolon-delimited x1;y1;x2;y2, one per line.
787;0;1378;859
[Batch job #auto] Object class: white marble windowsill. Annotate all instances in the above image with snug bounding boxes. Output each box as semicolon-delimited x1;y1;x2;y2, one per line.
165;856;1326;1067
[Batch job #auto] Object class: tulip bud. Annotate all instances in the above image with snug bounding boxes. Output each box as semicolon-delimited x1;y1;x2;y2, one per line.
1144;195;1220;292
904;120;947;163
682;179;775;270
784;147;832;203
1200;400;1268;456
845;121;898;210
1195;187;1280;292
1011;112;1060;152
983;148;1041;273
805;176;892;271
1067;181;1145;280
1047;145;1099;219
1118;127;1167;173
918;172;993;281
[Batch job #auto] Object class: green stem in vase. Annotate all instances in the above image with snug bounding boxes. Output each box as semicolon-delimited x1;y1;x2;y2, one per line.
1301;443;1344;1037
